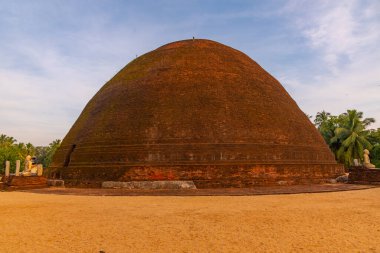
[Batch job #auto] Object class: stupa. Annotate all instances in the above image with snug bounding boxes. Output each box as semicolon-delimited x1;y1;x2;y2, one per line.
49;39;344;187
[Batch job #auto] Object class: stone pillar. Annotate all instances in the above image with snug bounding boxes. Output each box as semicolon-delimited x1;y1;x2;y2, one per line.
15;160;20;176
37;164;43;176
5;161;10;176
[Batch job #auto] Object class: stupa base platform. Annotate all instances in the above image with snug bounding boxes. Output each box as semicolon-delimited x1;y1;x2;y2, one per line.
55;163;345;188
102;180;196;189
22;183;378;196
47;179;65;187
1;176;48;190
349;167;380;184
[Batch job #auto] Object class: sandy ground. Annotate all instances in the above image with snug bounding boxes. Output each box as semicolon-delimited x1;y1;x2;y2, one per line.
0;188;380;253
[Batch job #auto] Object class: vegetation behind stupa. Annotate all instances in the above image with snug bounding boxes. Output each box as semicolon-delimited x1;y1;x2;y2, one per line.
0;135;60;173
313;109;380;168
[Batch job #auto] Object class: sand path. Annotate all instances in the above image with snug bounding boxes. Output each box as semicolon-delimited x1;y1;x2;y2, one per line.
1;188;379;252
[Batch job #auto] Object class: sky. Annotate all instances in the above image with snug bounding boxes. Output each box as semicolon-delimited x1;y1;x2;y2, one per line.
0;0;379;146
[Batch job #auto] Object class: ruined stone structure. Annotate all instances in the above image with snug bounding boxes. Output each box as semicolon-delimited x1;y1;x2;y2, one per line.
49;39;344;187
349;167;380;184
1;176;48;190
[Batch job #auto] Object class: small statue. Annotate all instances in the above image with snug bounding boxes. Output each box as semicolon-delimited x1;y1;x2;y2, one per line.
23;155;39;176
363;149;376;169
23;155;33;176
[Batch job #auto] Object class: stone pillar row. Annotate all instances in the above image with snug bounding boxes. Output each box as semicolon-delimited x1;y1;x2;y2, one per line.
4;160;21;176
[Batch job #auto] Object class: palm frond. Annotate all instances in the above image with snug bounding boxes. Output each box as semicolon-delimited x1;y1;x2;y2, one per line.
357;136;373;150
334;128;350;139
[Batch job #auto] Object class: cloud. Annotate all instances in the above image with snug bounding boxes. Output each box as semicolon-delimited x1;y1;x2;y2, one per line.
0;0;379;146
0;2;168;145
1;1;204;145
278;0;380;127
301;1;378;69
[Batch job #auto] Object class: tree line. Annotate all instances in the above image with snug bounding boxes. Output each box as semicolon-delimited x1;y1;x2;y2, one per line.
314;109;380;167
0;134;61;174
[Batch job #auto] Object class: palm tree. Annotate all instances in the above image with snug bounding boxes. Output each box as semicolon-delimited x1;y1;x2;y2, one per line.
0;134;17;146
314;111;339;149
314;110;331;129
44;139;61;167
25;143;35;156
332;110;374;166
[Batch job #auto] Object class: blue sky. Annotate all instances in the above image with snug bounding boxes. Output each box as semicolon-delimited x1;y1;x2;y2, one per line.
0;0;379;145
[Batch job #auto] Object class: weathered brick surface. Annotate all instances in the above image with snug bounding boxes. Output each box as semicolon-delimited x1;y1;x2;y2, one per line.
348;167;380;184
102;180;196;189
49;39;344;187
47;179;65;187
58;164;343;188
2;176;48;190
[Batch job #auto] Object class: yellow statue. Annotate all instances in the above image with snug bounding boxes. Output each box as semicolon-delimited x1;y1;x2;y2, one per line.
363;149;376;169
23;155;40;176
23;155;32;176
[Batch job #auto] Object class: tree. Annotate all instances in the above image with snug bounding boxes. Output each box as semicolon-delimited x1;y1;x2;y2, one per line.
36;139;61;168
367;128;380;145
0;134;61;174
0;134;17;146
0;134;21;173
367;128;380;167
314;110;331;129
314;110;376;167
314;111;340;153
331;110;374;166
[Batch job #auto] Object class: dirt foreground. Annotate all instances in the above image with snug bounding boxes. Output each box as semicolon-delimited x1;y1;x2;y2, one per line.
1;188;379;253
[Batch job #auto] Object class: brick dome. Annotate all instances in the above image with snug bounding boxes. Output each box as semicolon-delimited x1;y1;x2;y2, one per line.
50;39;343;187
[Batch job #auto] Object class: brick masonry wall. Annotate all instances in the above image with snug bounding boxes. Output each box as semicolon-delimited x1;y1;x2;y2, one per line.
2;176;48;190
49;40;343;187
57;164;344;188
349;167;380;184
